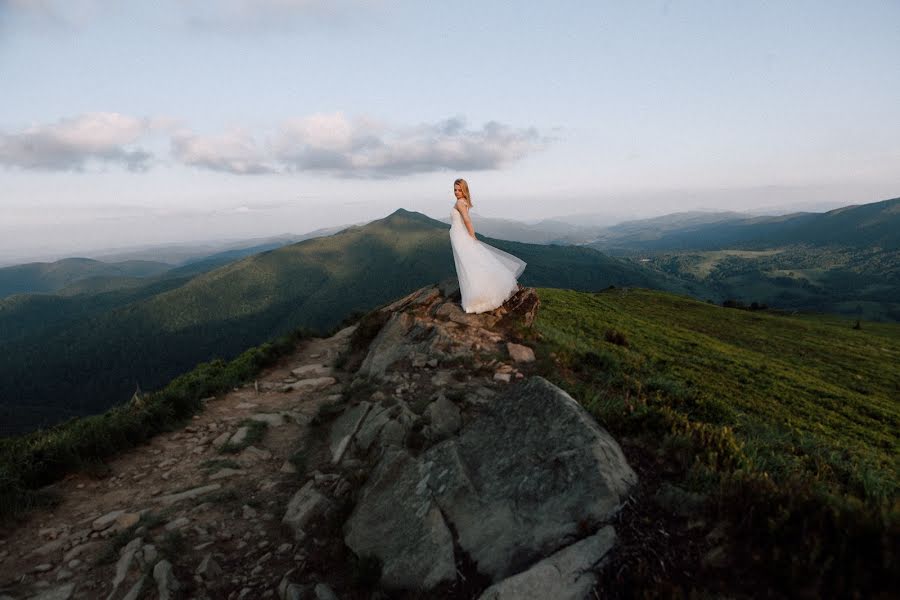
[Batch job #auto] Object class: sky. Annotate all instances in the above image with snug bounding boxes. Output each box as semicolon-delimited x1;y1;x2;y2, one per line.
1;0;898;262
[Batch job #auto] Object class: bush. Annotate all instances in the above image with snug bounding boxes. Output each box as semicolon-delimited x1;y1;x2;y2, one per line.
604;328;629;347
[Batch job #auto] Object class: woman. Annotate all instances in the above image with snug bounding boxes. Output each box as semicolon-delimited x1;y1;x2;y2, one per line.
449;178;527;313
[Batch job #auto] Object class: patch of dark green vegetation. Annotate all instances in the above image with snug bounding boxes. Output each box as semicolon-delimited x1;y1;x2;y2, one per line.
0;326;311;526
532;286;899;598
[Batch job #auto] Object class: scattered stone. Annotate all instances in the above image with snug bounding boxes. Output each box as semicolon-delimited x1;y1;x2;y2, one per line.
197;553;223;584
477;527;616;600
229;426;250;446
329;402;372;464
292;364;333;378
249;413;288;427
115;512;141;532
236;445;272;468
92;509;126;531
282;377;337;393
108;537;142;599
507;342;536;363
314;583;340;600
424;395;461;441
156;484;221;507
209;467;247;480
164;517;189;531
283;480;332;542
27;583;75;600
153;559;181;600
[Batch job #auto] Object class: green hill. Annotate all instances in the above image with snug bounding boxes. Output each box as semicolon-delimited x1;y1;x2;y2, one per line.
531;286;899;595
590;197;899;252
0;258;172;299
0;209;689;437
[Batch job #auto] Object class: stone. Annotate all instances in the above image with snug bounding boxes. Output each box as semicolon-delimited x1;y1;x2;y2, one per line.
493;372;511;383
355;405;392;453
344;449;456;590
283;480;332;542
358;312;416;377
27;583;75;600
236;445;272;468
345;376;636;588
283;376;337;393
477;527;616;600
314;583;340;600
506;342;535;363
31;538;65;556
229;426;249;446
197;553;223;583
291;364;333;378
211;431;232;450
120;577;144;600
329;402;371;464
249;413;289;427
153;559;181;600
107;537;142;600
115;512;141;531
92;509;125;531
164;517;189;531
209;467;246;480
425;395;461;441
156;484;221;507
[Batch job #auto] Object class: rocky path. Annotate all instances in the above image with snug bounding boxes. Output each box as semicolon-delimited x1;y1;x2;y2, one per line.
0;282;638;600
0;327;356;600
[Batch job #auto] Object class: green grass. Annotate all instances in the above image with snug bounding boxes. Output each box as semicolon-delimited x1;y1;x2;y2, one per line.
532;286;899;596
0;326;310;527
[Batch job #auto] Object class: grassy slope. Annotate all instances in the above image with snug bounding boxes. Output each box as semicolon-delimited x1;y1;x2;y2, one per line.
532;287;899;595
534;287;899;501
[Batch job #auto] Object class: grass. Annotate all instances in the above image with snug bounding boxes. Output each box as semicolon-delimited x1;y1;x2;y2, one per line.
532;286;899;597
0;326;311;527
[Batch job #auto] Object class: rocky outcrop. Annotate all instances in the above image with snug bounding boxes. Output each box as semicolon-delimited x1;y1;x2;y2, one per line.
343;377;636;589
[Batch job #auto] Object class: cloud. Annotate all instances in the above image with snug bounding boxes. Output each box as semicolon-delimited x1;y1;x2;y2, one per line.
274;113;546;177
0;0;109;29
0;111;548;177
171;129;273;175
0;112;154;171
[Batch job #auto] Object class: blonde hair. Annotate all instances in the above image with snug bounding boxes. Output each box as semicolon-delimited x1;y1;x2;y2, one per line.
454;178;473;208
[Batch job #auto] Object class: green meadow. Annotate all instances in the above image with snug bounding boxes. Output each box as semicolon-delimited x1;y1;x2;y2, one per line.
532;286;899;595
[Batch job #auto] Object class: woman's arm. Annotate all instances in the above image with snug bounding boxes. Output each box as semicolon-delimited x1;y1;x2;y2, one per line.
457;201;477;239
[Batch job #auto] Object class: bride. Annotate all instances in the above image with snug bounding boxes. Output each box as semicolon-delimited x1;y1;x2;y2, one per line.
449;178;527;314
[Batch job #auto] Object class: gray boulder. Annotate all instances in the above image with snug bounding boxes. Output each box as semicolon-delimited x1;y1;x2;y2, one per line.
477;526;616;600
344;376;636;590
343;449;456;590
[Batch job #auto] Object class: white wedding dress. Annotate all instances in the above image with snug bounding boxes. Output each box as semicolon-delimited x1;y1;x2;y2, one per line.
449;205;526;314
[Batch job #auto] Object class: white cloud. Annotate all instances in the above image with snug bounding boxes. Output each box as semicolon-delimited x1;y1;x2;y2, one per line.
0;111;547;177
0;112;154;171
171;129;273;175
274;113;546;177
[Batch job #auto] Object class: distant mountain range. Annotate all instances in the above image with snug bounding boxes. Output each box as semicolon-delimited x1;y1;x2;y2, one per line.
587;197;900;253
0;208;690;437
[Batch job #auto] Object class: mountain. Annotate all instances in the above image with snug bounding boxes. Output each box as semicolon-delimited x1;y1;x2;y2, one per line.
0;208;689;437
435;213;606;245
0;258;172;299
588;197;900;252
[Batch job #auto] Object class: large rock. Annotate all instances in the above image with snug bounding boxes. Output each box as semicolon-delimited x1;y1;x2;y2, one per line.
344;376;636;589
357;312;416;377
477;526;616;600
343;449;456;590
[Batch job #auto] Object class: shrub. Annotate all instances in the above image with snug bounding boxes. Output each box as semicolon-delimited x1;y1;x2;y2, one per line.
604;328;629;347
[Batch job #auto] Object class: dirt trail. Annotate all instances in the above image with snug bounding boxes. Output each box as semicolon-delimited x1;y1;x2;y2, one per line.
0;325;356;600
